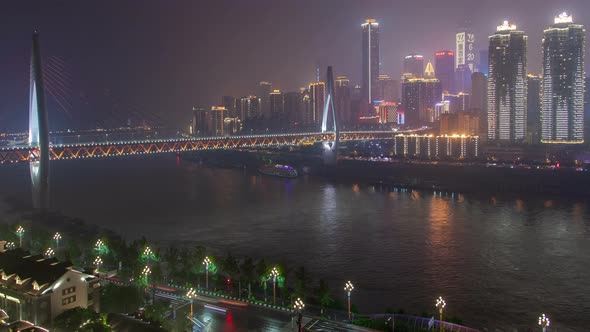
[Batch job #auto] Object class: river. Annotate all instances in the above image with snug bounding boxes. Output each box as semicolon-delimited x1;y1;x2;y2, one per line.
0;154;588;331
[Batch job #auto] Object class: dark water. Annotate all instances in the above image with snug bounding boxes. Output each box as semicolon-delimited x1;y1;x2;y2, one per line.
0;155;589;331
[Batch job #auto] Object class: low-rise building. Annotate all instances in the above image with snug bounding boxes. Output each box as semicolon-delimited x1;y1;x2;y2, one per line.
0;247;100;327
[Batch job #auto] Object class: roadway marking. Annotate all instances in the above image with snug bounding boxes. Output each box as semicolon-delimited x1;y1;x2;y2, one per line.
305;319;354;332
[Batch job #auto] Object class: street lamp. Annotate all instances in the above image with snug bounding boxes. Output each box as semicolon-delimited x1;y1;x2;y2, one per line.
538;314;550;332
344;281;354;321
44;248;55;258
436;296;446;332
186;288;197;319
294;298;305;332
53;232;62;250
143;246;153;259
270;267;279;305
203;256;211;290
95;239;104;252
16;226;25;248
5;242;15;250
93;256;103;275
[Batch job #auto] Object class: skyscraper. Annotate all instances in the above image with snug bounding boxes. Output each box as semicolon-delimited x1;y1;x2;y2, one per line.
221;96;237;118
487;21;528;142
361;19;380;106
470;72;487;113
435;51;455;93
527;74;542;143
257;81;272;118
402;77;442;125
456;24;475;72
375;74;398;102
478;50;489;75
237;96;261;121
192;107;209;136
335;76;352;127
310;82;325;128
455;64;472;93
403;54;424;78
284;91;301;126
269;90;284;115
541;13;585;144
210;106;227;136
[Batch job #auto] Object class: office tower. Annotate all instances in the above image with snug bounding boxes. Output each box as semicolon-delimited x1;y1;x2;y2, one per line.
361;18;380;106
284;91;301;126
403;54;425;78
257;81;272;118
435;101;450;121
335;76;352;127
310;82;325;127
541;12;585;144
435;50;455;93
300;88;312;127
375;74;398;102
487;21;528;142
455;64;472;93
237;96;261;121
192;107;209;136
269;90;284;115
527;74;542;143
443;92;471;113
470;72;487;113
456;24;476;72
440;112;480;135
478;50;489;75
402;77;442;125
221;96;237;118
210;106;227;136
223;117;241;136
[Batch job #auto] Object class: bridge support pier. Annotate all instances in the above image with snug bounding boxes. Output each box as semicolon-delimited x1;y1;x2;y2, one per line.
29;31;50;213
321;66;339;166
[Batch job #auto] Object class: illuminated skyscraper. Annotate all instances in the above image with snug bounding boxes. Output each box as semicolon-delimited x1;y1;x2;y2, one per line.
284;91;301;126
402;77;442;125
237;96;261;121
192;107;209;136
527;74;542;143
269;90;284;115
541;13;585;144
310;82;325;127
335;76;352;127
487;21;527;142
361;19;380;105
375;74;398;102
403;54;424;78
210;106;227;136
257;81;272;118
470;72;487;113
456;24;475;72
222;96;237;118
435;51;455;93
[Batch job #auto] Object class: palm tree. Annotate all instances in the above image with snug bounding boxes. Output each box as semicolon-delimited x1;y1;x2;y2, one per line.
317;279;333;315
240;257;255;299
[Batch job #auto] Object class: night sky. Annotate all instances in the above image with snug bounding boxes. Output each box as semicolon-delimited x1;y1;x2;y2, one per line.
0;0;588;131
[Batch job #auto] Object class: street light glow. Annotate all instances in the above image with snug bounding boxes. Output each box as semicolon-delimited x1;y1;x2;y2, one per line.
294;297;305;310
141;265;151;277
344;280;354;293
53;232;62;241
436;296;446;309
538;314;550;327
93;256;103;267
44;248;54;257
186;288;196;298
203;256;211;266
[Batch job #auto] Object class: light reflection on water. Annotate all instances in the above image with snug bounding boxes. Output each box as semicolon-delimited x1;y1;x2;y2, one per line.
0;155;588;331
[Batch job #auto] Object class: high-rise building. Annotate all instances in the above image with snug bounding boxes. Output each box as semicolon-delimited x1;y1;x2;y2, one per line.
284;91;301;126
541;12;585;144
440;112;480;136
237;96;261;121
487;21;528;142
362;19;380;106
223;117;241;136
375;102;400;124
269;90;284;115
257;81;272;118
455;64;472;93
435;100;450;121
210;106;227;136
402;77;442;125
527;74;542;143
456;25;476;72
221;96;237;118
403;54;425;78
192;107;210;136
478;50;489;75
443;92;471;113
435;51;455;93
300;88;312;127
470;72;487;113
375;74;398;102
335;76;352;127
310;82;325;127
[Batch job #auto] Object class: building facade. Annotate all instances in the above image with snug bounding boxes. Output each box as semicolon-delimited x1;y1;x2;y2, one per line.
309;82;325;128
393;134;479;159
403;54;424;78
470;72;487;113
335;76;352;128
527;74;542;143
210;106;227;136
456;26;476;72
257;82;272;119
362;19;380;106
435;51;455;93
487;21;528;142
192;107;210;136
541;13;585;144
402;77;442;125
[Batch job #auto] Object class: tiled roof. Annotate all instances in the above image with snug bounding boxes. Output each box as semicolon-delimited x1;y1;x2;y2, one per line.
0;249;73;288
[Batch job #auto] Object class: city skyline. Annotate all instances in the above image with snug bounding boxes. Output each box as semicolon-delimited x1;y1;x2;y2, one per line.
1;1;590;131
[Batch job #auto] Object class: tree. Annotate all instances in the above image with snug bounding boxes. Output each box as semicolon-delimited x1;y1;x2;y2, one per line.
240;257;256;299
221;254;240;296
53;307;110;332
101;283;143;314
317;279;333;315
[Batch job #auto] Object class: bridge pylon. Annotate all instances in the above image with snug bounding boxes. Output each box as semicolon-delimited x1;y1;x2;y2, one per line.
29;31;50;212
321;66;338;165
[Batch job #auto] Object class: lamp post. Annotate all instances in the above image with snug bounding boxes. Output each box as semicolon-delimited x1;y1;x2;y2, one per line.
187;288;196;320
436;296;446;332
16;226;25;248
95;239;105;254
93;256;103;276
344;281;354;321
143;246;153;261
538;314;550;332
53;232;62;250
141;265;152;302
271;267;279;305
44;248;54;258
294;298;304;332
203;256;211;290
6;242;15;250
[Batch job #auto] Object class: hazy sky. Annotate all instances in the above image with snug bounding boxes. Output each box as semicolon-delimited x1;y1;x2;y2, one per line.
0;0;588;131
